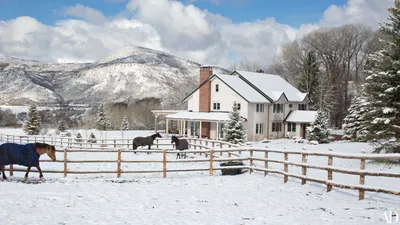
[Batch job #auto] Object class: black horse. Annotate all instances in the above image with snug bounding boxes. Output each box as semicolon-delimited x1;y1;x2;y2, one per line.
171;135;189;159
132;133;162;154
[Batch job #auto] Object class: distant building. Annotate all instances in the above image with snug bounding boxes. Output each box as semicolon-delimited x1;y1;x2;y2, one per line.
154;66;317;141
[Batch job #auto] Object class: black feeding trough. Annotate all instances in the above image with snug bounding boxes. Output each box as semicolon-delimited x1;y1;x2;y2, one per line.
220;161;245;175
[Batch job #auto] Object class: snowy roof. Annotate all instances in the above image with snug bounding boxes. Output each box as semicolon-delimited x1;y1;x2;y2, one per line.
285;110;318;123
234;70;308;102
213;74;270;103
165;111;230;121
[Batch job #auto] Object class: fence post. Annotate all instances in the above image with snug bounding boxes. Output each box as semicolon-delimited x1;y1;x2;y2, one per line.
6;134;9;143
359;158;366;200
264;151;268;176
117;150;121;178
34;136;37;143
163;149;167;178
63;148;67;178
13;135;15;143
301;153;307;185
284;153;288;183
220;143;223;156
43;136;45;143
127;139;130;149
327;156;333;192
249;150;253;174
209;149;213;176
156;139;159;149
9;164;13;176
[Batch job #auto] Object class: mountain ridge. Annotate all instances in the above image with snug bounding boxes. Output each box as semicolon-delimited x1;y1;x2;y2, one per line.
0;46;230;107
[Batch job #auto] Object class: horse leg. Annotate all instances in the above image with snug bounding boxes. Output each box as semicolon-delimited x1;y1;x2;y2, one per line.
0;165;7;180
36;166;44;180
148;145;151;154
24;166;31;181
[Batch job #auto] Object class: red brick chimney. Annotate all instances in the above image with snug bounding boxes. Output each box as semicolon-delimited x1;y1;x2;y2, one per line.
199;65;213;112
198;65;212;138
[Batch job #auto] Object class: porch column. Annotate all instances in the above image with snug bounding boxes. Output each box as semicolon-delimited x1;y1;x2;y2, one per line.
216;122;219;140
183;120;186;137
154;114;158;133
199;121;202;138
166;119;169;135
180;120;183;136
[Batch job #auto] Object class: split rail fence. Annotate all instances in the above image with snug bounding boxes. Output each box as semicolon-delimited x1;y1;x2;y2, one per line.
1;133;399;200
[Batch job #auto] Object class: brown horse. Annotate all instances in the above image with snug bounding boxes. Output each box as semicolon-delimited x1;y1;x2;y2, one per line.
0;142;56;181
132;133;162;154
171;135;189;159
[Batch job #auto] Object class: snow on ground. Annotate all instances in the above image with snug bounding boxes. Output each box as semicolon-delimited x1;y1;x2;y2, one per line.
0;175;399;225
0;128;399;224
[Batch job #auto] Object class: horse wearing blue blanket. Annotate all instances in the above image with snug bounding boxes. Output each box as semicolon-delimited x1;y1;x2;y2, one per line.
0;142;56;181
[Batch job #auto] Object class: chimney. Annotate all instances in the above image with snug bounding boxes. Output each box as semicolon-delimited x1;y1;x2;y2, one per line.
199;65;213;112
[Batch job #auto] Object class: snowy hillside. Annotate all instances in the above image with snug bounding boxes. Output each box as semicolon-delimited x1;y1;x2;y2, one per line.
0;46;230;105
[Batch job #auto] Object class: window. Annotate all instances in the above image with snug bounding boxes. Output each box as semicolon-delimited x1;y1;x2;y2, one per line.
298;104;307;110
213;103;220;110
273;104;283;113
256;123;264;134
272;122;282;132
215;84;219;92
287;123;296;132
256;103;264;112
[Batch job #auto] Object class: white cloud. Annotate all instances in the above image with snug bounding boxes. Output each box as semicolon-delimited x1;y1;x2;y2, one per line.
0;0;394;68
64;4;107;25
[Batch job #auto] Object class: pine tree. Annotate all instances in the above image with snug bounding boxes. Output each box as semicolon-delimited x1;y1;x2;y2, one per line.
306;109;330;144
298;50;320;109
343;93;363;141
75;132;82;142
361;1;400;153
57;119;66;132
223;102;246;144
23;104;42;135
121;115;129;130
95;104;108;130
88;132;97;143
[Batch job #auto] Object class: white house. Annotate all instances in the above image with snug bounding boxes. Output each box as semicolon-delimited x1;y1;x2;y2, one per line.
154;66;317;141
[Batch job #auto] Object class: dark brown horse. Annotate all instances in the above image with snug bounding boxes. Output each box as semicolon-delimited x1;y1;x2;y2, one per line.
0;142;56;181
132;133;162;154
171;135;189;159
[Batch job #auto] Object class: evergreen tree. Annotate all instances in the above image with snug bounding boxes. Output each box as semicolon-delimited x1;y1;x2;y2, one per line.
75;132;82;142
121;115;129;130
57;119;66;132
306;109;330;144
95;104;108;130
362;1;400;153
298;50;320;109
23;104;42;135
88;132;97;143
343;93;363;141
223;102;246;144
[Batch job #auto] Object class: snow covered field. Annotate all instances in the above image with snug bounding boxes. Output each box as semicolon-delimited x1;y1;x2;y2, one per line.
0;128;399;224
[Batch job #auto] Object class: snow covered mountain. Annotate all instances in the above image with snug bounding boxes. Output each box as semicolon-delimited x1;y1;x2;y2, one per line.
0;46;230;106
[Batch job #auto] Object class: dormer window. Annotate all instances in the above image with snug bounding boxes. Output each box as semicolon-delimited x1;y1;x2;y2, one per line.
215;84;219;92
273;104;283;113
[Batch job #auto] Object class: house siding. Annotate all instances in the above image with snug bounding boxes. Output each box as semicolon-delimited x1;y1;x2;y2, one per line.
187;90;199;112
209;78;248;115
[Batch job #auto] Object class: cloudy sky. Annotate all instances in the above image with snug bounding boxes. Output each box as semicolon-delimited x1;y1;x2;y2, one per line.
0;0;394;68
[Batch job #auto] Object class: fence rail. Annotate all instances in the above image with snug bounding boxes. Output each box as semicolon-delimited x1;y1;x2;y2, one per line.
1;133;399;200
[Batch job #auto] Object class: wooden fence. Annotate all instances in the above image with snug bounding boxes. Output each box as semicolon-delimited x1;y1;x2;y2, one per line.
1;133;399;200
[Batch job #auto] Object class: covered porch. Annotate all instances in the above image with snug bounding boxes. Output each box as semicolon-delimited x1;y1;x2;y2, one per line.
151;110;186;133
284;110;318;139
163;111;230;140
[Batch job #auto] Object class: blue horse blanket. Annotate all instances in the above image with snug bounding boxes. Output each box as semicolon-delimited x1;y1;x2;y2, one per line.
0;143;40;167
